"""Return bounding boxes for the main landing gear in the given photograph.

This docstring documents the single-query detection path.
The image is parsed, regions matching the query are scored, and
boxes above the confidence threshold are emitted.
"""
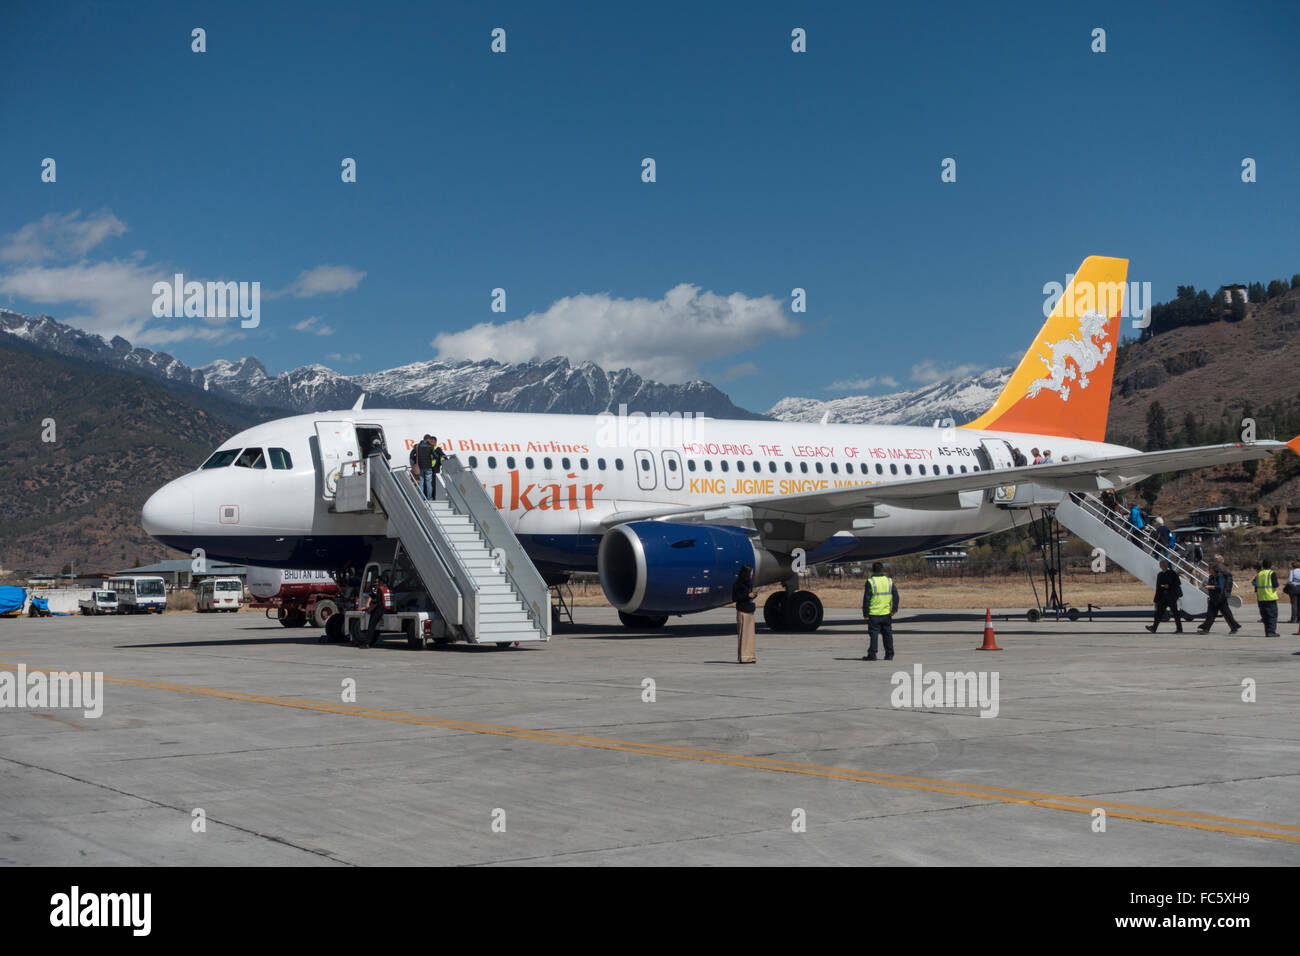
[763,589,824,632]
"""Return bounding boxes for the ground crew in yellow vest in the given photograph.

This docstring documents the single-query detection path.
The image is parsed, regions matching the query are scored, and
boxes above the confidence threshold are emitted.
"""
[1255,559,1280,637]
[861,561,900,661]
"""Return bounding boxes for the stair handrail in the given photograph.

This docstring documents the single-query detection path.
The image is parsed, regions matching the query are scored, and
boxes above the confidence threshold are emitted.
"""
[1069,493,1212,592]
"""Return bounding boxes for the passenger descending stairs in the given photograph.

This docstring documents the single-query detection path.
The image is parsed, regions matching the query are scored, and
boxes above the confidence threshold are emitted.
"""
[1055,492,1212,616]
[367,456,551,644]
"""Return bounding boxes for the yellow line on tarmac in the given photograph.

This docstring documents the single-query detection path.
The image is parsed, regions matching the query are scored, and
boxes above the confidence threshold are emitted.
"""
[6,662,1300,844]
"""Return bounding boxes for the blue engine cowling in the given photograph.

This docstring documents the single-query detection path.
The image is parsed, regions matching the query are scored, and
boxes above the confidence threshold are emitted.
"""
[598,521,758,616]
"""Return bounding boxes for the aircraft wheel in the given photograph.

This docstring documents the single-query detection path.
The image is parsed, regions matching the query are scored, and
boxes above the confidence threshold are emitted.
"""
[1067,607,1081,621]
[405,621,424,650]
[1027,608,1041,623]
[787,590,824,632]
[618,611,668,629]
[763,592,788,631]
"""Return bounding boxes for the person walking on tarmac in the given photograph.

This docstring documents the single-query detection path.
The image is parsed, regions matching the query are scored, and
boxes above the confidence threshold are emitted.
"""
[411,434,446,500]
[356,572,394,648]
[1254,559,1281,637]
[861,562,900,661]
[1146,559,1183,633]
[732,565,757,664]
[1197,563,1240,635]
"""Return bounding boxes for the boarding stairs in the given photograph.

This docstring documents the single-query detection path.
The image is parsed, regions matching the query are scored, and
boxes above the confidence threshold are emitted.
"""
[345,455,550,644]
[1054,492,1212,616]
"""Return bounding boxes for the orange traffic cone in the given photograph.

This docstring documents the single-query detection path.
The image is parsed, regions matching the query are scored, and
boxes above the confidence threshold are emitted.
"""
[977,608,1002,650]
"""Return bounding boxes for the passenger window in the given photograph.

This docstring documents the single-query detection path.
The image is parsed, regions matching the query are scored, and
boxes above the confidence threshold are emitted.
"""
[640,458,650,471]
[580,458,588,469]
[525,457,535,469]
[919,465,926,475]
[235,448,266,469]
[960,465,967,473]
[947,465,954,475]
[469,456,479,468]
[687,460,696,472]
[815,462,824,474]
[507,456,516,469]
[890,464,898,475]
[784,462,793,473]
[667,458,678,472]
[268,447,293,470]
[876,464,883,475]
[768,461,776,473]
[720,460,730,472]
[543,457,553,470]
[615,459,624,470]
[752,461,760,472]
[562,457,571,470]
[487,456,496,469]
[598,458,606,470]
[737,461,746,473]
[905,464,912,475]
[202,448,241,469]
[842,463,850,474]
[704,460,713,472]
[799,462,808,474]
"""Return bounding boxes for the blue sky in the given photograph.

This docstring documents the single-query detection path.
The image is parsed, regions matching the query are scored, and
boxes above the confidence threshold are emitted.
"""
[2,0,1297,412]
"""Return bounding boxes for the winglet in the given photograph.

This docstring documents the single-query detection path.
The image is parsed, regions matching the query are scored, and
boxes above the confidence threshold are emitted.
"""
[1287,434,1300,456]
[352,393,366,411]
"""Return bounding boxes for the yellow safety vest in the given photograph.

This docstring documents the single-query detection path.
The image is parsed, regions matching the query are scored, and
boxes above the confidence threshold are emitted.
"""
[867,575,894,616]
[1255,570,1278,602]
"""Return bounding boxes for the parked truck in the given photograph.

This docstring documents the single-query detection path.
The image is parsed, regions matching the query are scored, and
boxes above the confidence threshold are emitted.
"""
[78,590,119,615]
[245,567,340,629]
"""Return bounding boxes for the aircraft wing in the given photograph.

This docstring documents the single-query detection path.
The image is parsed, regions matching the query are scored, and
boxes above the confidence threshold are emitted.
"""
[601,439,1295,527]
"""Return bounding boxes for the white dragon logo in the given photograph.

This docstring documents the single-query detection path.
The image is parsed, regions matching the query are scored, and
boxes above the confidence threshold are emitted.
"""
[1024,309,1112,402]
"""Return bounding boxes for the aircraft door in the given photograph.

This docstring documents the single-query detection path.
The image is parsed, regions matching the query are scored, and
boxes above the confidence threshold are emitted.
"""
[661,450,683,490]
[315,420,359,499]
[979,439,1016,470]
[634,448,657,491]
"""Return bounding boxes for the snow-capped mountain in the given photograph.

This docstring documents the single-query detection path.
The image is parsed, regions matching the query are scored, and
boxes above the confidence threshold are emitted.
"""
[767,367,1013,426]
[0,309,762,419]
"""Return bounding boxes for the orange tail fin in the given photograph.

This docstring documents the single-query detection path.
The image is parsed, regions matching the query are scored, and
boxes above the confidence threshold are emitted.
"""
[962,255,1128,442]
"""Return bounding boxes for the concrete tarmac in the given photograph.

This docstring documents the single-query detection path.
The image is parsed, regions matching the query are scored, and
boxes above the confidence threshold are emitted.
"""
[1,607,1297,866]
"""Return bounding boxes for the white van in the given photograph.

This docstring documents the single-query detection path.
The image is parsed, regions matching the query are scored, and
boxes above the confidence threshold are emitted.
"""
[106,576,168,614]
[197,577,244,612]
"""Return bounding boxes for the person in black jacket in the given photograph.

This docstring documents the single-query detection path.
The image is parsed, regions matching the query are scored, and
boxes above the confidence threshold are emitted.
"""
[1197,563,1241,634]
[412,434,446,500]
[732,565,757,664]
[1146,559,1183,633]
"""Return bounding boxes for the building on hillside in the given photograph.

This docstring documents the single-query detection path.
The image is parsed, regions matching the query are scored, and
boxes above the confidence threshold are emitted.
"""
[1181,506,1255,532]
[924,547,969,570]
[112,559,248,591]
[1220,284,1249,304]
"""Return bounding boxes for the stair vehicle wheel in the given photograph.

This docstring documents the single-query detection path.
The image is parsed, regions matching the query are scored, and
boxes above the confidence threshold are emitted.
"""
[324,613,346,643]
[1026,608,1041,623]
[312,599,339,629]
[763,592,788,631]
[1067,607,1081,621]
[405,620,423,650]
[787,590,824,631]
[495,641,512,648]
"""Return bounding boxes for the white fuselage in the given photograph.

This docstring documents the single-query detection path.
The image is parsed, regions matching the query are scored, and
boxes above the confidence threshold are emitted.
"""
[142,409,1137,573]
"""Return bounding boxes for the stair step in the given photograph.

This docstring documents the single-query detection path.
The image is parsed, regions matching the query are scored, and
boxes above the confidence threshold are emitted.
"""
[475,629,543,642]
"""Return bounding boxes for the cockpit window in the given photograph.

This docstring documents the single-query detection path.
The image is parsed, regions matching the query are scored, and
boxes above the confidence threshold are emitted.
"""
[202,448,241,469]
[268,447,293,470]
[234,448,266,469]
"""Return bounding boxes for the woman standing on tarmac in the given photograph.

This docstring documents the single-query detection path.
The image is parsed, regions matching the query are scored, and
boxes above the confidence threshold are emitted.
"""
[733,565,757,664]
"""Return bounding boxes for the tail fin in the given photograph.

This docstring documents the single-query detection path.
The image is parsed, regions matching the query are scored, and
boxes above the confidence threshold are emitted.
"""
[962,255,1128,442]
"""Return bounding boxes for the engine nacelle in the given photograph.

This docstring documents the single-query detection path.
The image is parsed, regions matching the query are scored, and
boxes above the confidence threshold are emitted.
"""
[598,522,781,616]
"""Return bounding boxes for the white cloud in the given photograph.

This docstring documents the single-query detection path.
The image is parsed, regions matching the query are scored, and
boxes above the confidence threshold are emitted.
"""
[826,375,899,392]
[292,316,334,336]
[275,264,366,298]
[0,258,239,346]
[328,352,361,363]
[433,284,801,381]
[720,361,758,381]
[909,360,981,385]
[0,209,126,263]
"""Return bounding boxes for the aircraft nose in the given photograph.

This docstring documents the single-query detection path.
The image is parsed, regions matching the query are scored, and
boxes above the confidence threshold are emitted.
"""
[142,480,194,536]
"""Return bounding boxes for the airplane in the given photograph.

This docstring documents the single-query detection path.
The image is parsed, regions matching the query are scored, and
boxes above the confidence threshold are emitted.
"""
[142,255,1299,631]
